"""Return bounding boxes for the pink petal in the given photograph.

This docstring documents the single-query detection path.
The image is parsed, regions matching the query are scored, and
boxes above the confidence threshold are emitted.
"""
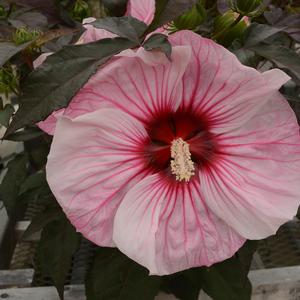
[46,108,149,246]
[113,173,245,275]
[41,45,190,135]
[169,30,290,133]
[77,18,116,44]
[126,0,155,25]
[200,94,300,239]
[78,46,189,124]
[37,87,115,135]
[33,52,52,69]
[117,46,171,66]
[38,109,64,135]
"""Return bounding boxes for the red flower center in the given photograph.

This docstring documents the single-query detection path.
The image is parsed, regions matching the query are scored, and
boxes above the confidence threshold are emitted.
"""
[143,110,216,175]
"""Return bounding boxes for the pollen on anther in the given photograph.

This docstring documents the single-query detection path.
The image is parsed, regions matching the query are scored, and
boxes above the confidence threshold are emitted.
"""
[170,138,195,182]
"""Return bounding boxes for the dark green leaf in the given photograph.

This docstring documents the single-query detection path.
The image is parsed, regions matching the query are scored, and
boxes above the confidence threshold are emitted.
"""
[24,133,51,169]
[22,207,63,240]
[244,23,286,48]
[262,32,291,48]
[8,11,48,29]
[37,216,81,300]
[250,44,300,82]
[18,171,50,207]
[19,171,47,195]
[18,183,52,206]
[264,8,300,42]
[102,0,129,17]
[0,154,28,215]
[238,240,258,273]
[0,104,14,127]
[143,33,172,59]
[164,241,255,300]
[199,245,253,300]
[91,17,147,43]
[284,94,300,103]
[13,0,61,26]
[162,269,202,300]
[58,5,78,28]
[146,0,197,33]
[86,248,162,300]
[5,37,137,137]
[233,48,260,67]
[21,186,56,208]
[0,41,31,67]
[4,127,44,141]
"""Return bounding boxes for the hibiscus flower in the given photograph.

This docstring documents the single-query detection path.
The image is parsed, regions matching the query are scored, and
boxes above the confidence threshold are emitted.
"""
[46,29,300,275]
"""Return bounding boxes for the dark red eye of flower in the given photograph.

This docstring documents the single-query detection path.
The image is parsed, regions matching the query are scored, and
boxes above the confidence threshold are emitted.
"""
[144,109,216,178]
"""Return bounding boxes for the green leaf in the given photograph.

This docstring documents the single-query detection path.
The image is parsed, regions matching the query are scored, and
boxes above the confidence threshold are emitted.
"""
[146,0,197,33]
[91,17,147,43]
[5,37,137,137]
[37,216,81,300]
[143,33,172,59]
[22,207,63,240]
[238,240,258,273]
[232,48,260,67]
[102,0,129,17]
[249,44,300,82]
[0,104,14,127]
[244,23,286,48]
[0,41,31,67]
[18,171,51,207]
[284,94,300,103]
[0,154,28,216]
[86,248,162,300]
[4,127,44,141]
[19,171,47,195]
[162,269,202,300]
[199,257,252,300]
[163,241,256,300]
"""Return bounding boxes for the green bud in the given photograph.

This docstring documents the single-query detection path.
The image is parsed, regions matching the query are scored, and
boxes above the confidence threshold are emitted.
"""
[173,1,207,30]
[0,5,6,17]
[12,27,41,45]
[230,0,263,16]
[214,12,236,32]
[72,0,91,21]
[214,12,249,46]
[0,66,19,97]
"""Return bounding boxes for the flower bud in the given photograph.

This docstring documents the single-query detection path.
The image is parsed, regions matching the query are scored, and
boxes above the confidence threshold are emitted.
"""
[72,0,91,21]
[12,27,40,45]
[230,0,263,16]
[0,5,6,17]
[0,66,18,97]
[214,12,249,46]
[173,1,206,30]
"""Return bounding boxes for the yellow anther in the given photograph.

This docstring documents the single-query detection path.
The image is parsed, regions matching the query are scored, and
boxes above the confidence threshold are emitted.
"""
[170,138,195,182]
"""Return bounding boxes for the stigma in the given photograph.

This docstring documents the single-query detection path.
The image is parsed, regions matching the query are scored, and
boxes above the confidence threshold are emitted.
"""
[170,138,195,182]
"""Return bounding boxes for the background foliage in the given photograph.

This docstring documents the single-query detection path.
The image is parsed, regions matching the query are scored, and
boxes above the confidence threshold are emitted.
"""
[0,0,299,299]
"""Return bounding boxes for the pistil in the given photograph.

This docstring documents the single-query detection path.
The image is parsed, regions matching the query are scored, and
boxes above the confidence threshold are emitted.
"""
[170,138,195,182]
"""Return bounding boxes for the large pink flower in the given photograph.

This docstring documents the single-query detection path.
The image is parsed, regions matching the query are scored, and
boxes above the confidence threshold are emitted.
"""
[46,30,300,275]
